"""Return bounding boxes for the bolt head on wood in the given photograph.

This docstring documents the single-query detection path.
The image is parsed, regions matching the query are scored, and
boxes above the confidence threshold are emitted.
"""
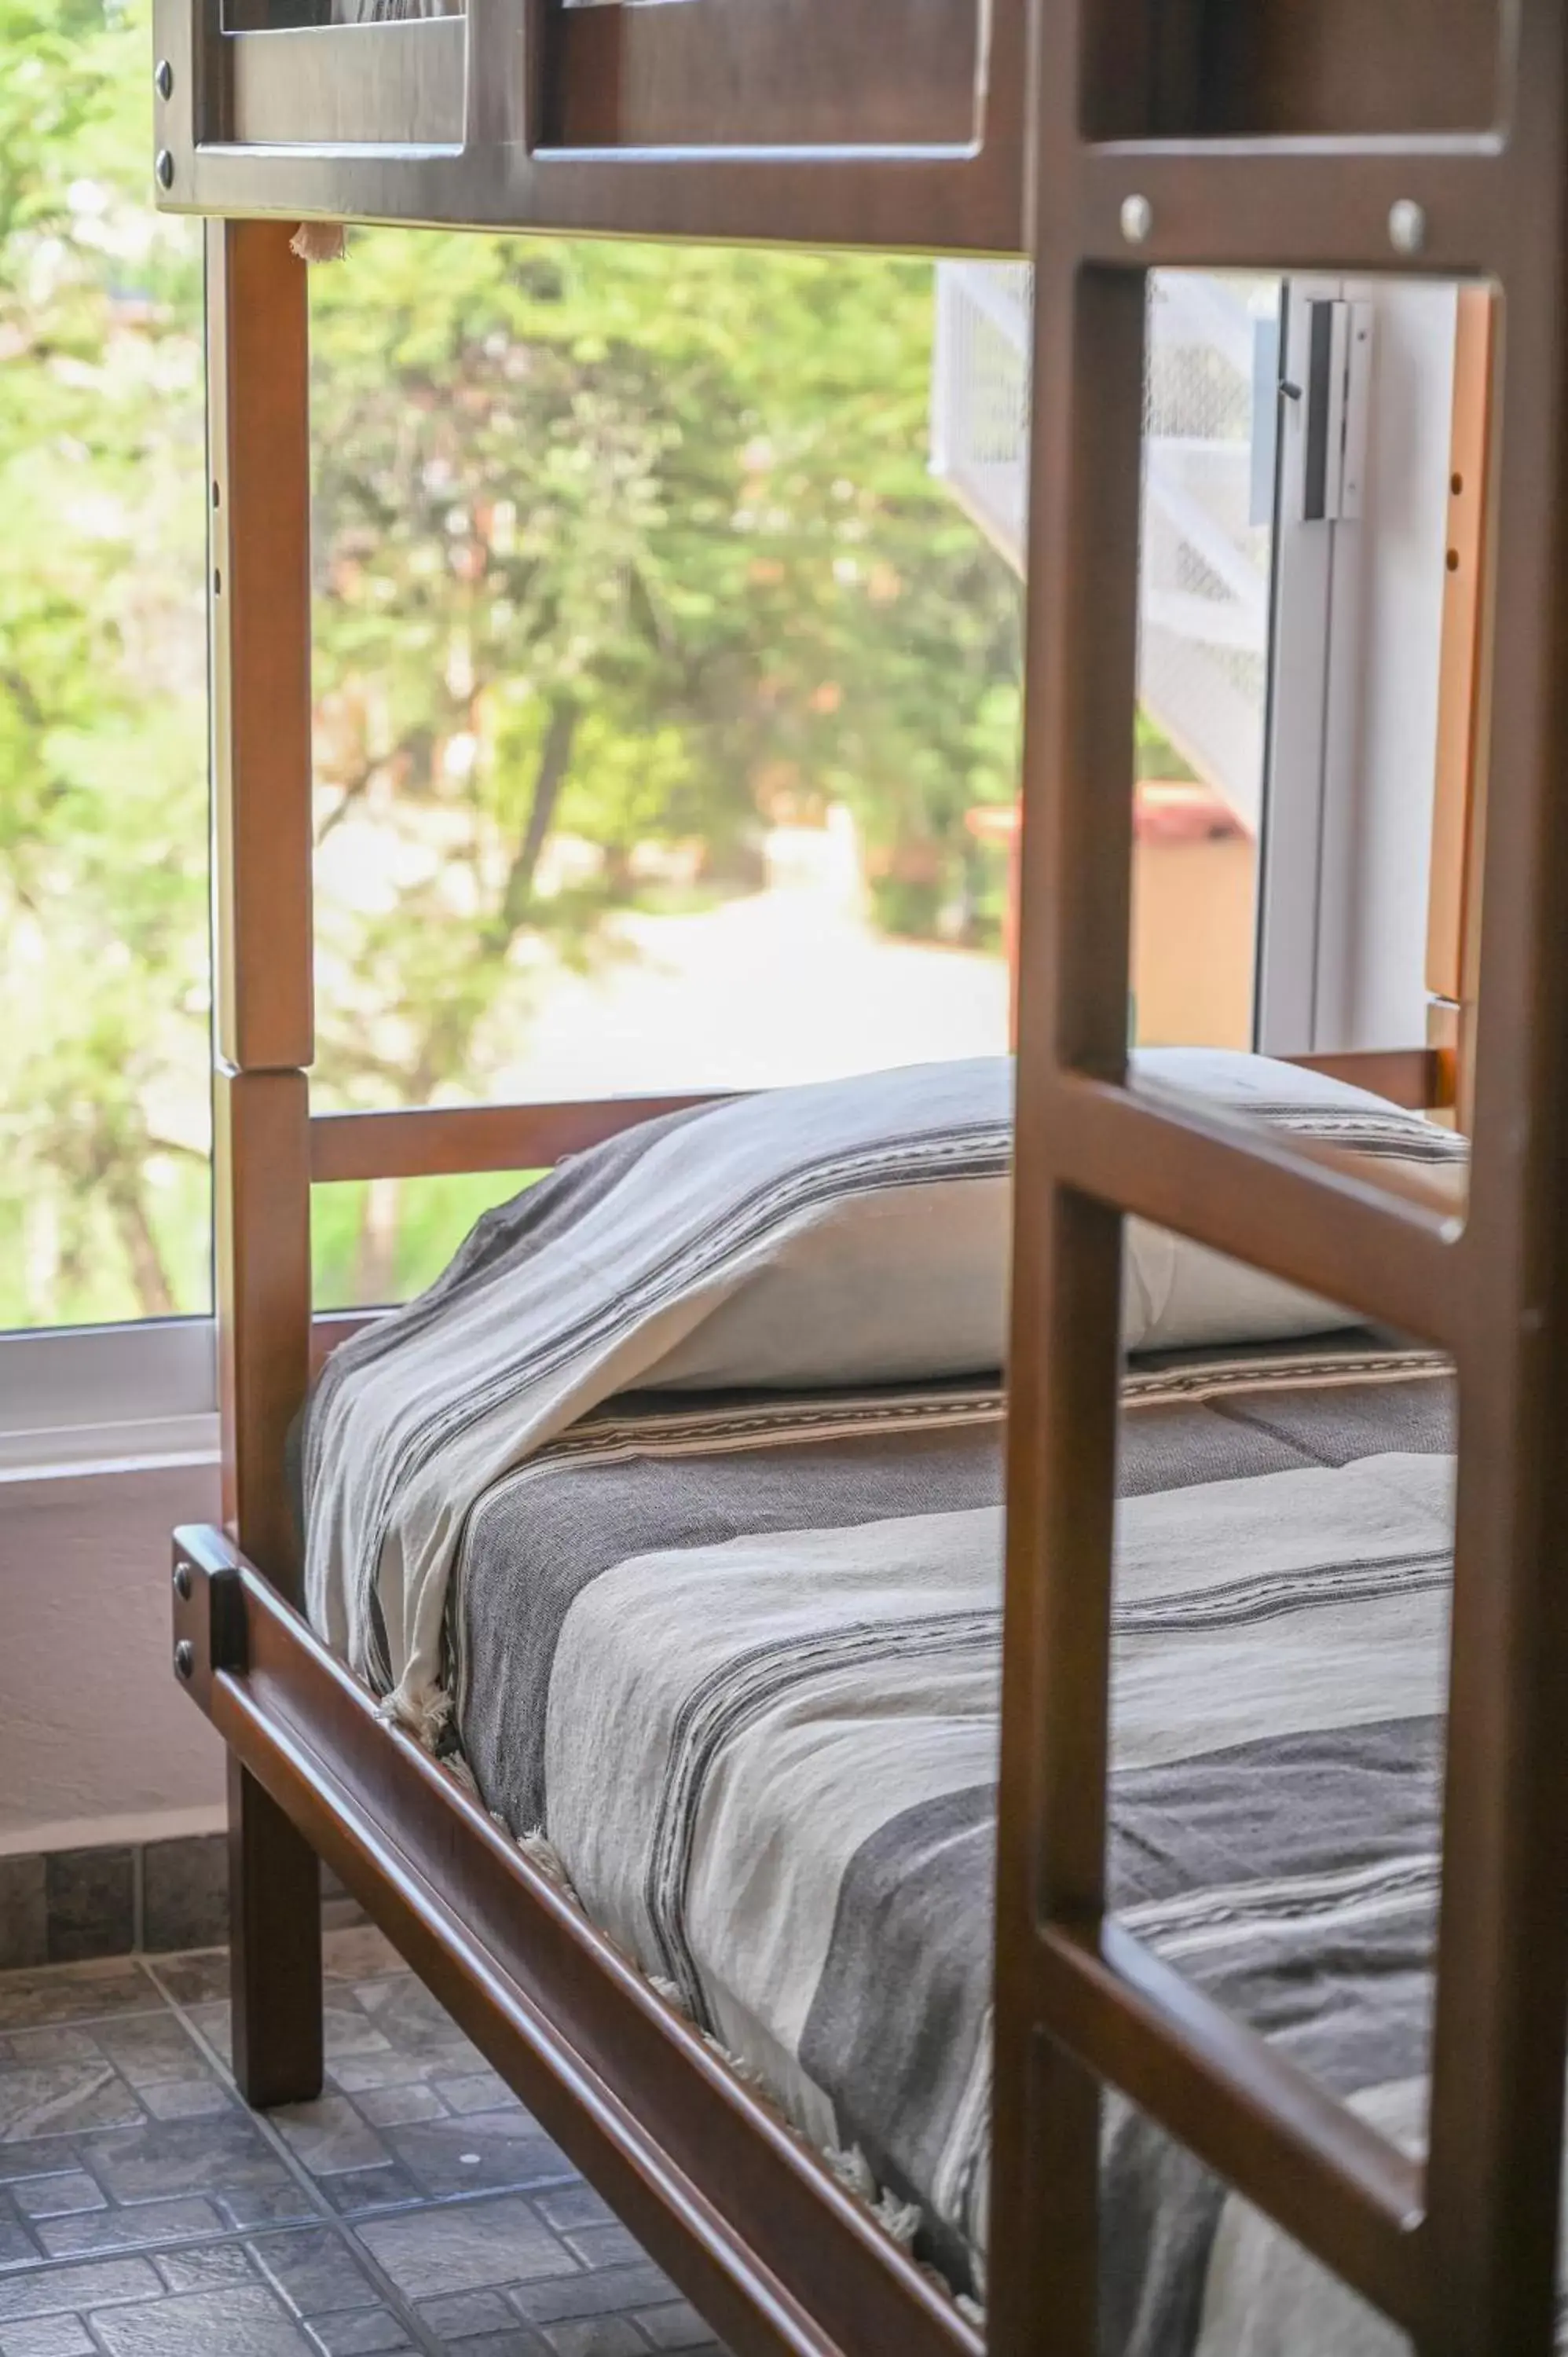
[174,1639,195,1680]
[154,57,174,99]
[155,148,175,190]
[1119,193,1153,247]
[1388,198,1426,256]
[174,1561,192,1601]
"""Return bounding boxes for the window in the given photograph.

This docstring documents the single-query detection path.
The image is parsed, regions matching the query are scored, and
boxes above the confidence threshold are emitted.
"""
[0,19,1471,1419]
[306,236,1021,1307]
[0,0,208,1339]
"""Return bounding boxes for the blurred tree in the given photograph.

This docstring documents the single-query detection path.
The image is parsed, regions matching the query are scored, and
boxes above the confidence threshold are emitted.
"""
[0,0,1021,1325]
[0,0,208,1324]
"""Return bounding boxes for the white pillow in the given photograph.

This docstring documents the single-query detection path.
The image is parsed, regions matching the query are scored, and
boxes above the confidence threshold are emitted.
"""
[650,1048,1464,1388]
[1119,1049,1464,1353]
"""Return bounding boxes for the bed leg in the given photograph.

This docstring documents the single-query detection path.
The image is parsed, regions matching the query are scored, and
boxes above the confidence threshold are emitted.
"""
[227,1756,324,2108]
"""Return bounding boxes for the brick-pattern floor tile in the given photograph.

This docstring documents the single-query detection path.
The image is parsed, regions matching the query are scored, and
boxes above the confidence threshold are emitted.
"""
[0,1952,735,2357]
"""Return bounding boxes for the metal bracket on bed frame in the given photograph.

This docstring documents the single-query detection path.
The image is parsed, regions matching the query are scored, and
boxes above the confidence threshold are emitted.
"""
[171,1527,248,1711]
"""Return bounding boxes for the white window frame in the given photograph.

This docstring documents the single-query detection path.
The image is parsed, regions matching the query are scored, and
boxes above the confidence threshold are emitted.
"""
[1255,277,1460,1059]
[0,1318,217,1474]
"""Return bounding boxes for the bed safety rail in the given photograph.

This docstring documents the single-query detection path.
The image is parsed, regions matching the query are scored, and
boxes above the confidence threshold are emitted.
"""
[170,1524,983,2357]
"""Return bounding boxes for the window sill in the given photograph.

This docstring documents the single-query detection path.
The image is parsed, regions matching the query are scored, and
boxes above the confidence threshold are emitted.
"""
[0,1319,218,1479]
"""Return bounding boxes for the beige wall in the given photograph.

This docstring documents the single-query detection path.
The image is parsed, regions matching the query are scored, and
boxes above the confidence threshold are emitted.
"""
[0,1457,227,1853]
[1132,834,1257,1050]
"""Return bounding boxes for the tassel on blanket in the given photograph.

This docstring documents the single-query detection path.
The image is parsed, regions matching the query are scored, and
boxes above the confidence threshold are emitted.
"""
[376,1680,452,1747]
[291,222,349,263]
[826,2144,921,2249]
[516,1826,575,1890]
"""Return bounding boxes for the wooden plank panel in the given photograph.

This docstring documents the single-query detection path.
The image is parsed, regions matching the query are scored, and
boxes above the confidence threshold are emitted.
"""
[988,147,1150,2334]
[1194,0,1500,138]
[208,219,313,1072]
[309,1091,735,1183]
[1427,286,1496,1003]
[547,0,980,152]
[228,14,465,146]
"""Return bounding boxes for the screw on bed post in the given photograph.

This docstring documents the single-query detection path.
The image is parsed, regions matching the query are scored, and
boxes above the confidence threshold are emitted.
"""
[154,57,174,98]
[155,149,174,190]
[174,1640,195,1681]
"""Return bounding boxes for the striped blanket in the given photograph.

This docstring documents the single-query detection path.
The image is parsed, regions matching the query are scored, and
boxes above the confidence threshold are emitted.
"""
[300,1053,1470,2353]
[444,1348,1454,2353]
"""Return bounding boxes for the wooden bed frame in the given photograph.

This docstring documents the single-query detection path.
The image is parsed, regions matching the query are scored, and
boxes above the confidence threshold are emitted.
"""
[158,2,1568,2350]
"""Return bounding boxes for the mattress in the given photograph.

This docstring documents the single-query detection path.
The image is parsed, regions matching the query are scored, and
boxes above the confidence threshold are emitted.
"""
[300,1052,1470,2355]
[442,1344,1453,2353]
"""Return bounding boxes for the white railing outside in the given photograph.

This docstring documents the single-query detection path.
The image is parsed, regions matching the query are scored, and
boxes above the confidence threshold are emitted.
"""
[931,263,1276,836]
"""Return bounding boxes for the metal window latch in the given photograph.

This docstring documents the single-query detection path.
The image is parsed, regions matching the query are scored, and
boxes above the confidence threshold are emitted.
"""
[1297,298,1376,524]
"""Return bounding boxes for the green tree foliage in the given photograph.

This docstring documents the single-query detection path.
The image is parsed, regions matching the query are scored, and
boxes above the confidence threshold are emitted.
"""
[0,0,208,1325]
[0,0,1022,1328]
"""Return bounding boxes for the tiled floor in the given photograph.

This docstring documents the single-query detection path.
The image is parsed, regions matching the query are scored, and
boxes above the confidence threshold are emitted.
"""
[0,1927,725,2356]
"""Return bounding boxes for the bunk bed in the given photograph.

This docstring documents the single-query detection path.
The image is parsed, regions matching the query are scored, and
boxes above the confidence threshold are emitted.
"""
[155,2,1568,2352]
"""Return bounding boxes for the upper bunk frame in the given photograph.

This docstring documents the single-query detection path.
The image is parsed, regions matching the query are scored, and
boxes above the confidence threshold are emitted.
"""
[166,0,1568,2352]
[150,0,1030,251]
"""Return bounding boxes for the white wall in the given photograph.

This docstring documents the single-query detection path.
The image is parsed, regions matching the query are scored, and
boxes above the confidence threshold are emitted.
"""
[0,1455,228,1855]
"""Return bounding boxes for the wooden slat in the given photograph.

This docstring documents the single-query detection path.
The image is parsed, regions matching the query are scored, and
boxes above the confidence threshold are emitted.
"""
[1427,287,1497,1003]
[207,219,313,1073]
[1192,0,1500,140]
[309,1092,735,1184]
[1076,138,1509,274]
[1420,5,1568,2347]
[546,0,980,152]
[1036,1920,1424,2330]
[228,14,464,146]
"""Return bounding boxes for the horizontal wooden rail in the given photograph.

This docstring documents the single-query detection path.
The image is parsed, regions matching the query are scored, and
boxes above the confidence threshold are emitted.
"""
[1077,137,1508,273]
[1036,1919,1426,2333]
[170,1528,980,2357]
[1042,1070,1464,1348]
[1287,1046,1456,1113]
[308,1092,737,1184]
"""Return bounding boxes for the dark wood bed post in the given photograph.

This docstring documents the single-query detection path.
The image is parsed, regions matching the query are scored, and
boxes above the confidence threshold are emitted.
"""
[207,216,324,2109]
[991,5,1568,2354]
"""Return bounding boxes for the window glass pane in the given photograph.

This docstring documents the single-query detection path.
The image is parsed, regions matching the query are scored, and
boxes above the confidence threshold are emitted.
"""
[0,0,210,1331]
[312,1171,540,1311]
[309,236,1021,1303]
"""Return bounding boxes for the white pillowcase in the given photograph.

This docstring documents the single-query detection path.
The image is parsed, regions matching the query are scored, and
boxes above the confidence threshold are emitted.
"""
[1119,1048,1464,1352]
[651,1047,1464,1389]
